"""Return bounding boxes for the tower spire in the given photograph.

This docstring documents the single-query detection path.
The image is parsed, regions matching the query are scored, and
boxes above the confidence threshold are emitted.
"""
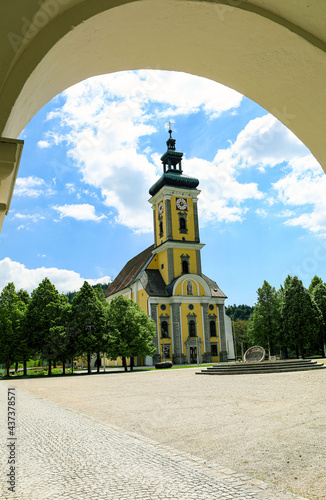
[161,126,182,173]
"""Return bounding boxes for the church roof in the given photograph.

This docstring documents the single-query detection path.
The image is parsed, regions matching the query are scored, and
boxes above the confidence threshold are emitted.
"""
[149,171,199,197]
[202,274,227,299]
[104,245,154,297]
[140,269,169,297]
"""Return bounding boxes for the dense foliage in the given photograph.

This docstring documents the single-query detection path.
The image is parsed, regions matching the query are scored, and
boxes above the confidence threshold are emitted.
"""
[247,275,326,358]
[66,283,110,304]
[225,304,254,321]
[0,279,156,376]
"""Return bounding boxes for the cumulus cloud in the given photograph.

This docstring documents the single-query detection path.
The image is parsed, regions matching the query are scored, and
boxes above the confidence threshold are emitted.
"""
[37,70,323,233]
[13,213,45,223]
[38,71,244,232]
[271,155,326,237]
[52,204,106,222]
[0,258,111,294]
[14,176,55,198]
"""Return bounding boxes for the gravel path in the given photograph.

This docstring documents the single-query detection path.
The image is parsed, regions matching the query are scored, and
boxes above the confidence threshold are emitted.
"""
[3,367,326,499]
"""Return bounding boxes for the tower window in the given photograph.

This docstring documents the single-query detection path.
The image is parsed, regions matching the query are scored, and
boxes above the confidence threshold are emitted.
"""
[188,320,196,337]
[182,260,189,274]
[159,220,163,238]
[178,211,188,234]
[210,320,217,337]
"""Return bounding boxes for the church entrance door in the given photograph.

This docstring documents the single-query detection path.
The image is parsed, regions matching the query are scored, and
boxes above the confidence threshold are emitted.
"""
[190,347,197,364]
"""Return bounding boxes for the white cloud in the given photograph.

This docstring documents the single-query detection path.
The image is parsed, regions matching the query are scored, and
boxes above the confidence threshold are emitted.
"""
[65,183,76,194]
[13,213,45,223]
[52,204,106,222]
[226,114,309,169]
[37,140,51,149]
[37,71,244,232]
[255,208,268,218]
[184,156,262,224]
[14,176,55,198]
[38,71,324,233]
[0,258,111,294]
[271,155,326,237]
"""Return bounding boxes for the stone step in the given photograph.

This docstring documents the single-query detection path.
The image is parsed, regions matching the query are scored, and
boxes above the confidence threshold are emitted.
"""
[196,360,326,375]
[206,360,319,370]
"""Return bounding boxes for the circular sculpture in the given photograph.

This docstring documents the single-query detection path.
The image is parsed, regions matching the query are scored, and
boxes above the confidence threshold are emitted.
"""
[244,346,266,363]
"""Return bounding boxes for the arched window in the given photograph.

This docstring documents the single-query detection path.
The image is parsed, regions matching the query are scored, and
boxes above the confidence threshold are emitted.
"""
[182,260,189,274]
[189,320,196,337]
[161,321,169,338]
[178,211,188,234]
[210,320,217,337]
[159,220,163,237]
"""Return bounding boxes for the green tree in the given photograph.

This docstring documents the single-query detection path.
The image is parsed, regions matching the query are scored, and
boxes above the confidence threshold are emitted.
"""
[308,275,324,294]
[95,283,107,306]
[233,320,250,359]
[107,295,156,371]
[282,276,321,358]
[71,281,107,374]
[311,282,326,356]
[247,280,281,355]
[0,283,27,376]
[25,278,67,375]
[226,304,254,321]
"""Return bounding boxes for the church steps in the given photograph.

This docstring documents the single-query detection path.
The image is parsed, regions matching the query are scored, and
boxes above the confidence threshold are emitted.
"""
[196,359,326,375]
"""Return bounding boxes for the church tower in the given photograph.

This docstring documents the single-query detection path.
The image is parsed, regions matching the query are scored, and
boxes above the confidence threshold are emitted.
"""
[148,127,204,285]
[105,127,234,366]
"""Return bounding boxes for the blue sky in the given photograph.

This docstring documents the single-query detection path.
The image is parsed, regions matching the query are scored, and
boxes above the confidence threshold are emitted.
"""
[1,70,326,305]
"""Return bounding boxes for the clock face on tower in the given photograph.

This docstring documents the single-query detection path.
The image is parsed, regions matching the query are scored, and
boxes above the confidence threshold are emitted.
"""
[157,201,164,215]
[176,197,188,211]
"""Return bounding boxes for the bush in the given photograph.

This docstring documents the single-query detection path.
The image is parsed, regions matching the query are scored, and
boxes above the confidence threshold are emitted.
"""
[155,361,173,369]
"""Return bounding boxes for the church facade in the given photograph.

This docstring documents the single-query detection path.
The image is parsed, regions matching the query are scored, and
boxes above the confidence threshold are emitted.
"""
[105,130,235,365]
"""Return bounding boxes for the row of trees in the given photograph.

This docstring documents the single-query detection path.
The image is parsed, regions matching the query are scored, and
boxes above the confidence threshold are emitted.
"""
[232,275,326,359]
[0,279,156,377]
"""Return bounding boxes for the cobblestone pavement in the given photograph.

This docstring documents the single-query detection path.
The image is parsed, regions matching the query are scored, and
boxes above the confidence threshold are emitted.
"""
[0,382,308,500]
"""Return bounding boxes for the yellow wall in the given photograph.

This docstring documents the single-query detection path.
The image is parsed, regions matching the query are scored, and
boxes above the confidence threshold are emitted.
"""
[173,248,197,278]
[147,254,159,270]
[137,288,149,314]
[156,250,169,284]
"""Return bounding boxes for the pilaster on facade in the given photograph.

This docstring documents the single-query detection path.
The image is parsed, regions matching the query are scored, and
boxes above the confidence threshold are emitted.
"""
[217,303,228,362]
[165,198,173,240]
[0,137,24,231]
[152,205,157,248]
[150,303,161,363]
[201,303,212,362]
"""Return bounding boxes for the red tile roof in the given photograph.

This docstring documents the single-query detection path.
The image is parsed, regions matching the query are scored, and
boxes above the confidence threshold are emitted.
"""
[104,245,154,297]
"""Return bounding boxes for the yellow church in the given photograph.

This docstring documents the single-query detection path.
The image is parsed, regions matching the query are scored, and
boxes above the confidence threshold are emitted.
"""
[105,129,235,365]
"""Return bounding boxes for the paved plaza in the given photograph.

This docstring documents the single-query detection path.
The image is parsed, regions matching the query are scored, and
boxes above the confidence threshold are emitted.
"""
[0,381,309,500]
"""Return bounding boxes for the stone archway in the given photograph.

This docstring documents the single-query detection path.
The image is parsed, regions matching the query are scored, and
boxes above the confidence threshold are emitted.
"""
[1,0,326,229]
